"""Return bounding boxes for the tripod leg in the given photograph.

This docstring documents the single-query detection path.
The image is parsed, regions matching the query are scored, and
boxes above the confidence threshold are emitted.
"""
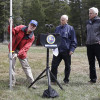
[28,68,47,88]
[46,67,51,87]
[50,70,64,90]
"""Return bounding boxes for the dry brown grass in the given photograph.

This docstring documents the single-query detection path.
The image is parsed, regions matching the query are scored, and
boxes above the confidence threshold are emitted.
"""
[0,44,100,100]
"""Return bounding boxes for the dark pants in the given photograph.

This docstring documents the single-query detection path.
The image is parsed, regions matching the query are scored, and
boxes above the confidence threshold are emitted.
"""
[87,44,100,82]
[51,50,71,82]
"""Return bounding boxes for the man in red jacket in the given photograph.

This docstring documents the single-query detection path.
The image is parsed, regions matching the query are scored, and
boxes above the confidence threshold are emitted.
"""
[8,19,38,88]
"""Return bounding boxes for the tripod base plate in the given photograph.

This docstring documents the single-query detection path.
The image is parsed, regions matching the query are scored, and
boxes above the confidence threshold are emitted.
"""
[42,86,59,98]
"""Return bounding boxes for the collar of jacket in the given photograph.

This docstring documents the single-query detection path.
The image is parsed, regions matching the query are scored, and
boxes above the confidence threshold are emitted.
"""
[21,26,34,39]
[60,24,68,28]
[88,16,100,24]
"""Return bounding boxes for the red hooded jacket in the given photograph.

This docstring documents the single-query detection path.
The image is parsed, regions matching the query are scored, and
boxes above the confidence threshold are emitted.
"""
[8,25,35,59]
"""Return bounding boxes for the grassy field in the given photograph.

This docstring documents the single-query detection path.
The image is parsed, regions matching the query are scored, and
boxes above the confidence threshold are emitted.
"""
[0,44,100,100]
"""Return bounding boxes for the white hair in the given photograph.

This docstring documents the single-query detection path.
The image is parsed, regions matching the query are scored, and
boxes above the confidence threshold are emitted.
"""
[61,15,68,20]
[89,7,99,15]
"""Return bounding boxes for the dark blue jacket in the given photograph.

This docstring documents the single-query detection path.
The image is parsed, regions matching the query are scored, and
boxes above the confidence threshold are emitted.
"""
[55,24,77,52]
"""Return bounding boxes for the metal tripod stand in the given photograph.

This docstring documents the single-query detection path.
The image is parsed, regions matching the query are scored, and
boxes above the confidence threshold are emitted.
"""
[28,48,63,90]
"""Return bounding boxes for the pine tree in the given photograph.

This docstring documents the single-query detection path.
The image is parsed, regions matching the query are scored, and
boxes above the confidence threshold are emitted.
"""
[0,0,9,42]
[13,0,23,25]
[41,0,70,33]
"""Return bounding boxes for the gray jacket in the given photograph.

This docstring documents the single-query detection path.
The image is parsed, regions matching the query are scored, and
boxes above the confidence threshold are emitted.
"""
[86,16,100,45]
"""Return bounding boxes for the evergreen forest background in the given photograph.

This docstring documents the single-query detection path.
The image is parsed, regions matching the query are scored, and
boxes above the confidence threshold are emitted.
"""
[0,0,100,46]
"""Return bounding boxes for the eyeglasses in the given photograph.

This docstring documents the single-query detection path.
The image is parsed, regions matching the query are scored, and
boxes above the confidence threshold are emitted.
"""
[30,23,36,27]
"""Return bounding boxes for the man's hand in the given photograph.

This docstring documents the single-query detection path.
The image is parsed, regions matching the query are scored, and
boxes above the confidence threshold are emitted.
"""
[69,51,73,55]
[12,53,17,58]
[9,18,13,25]
[98,41,100,44]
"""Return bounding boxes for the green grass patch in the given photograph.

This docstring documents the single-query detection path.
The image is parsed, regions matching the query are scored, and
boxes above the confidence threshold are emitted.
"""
[0,44,100,100]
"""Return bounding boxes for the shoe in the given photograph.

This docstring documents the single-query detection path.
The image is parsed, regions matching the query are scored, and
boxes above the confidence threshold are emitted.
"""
[63,80,69,85]
[88,80,96,84]
[32,84,37,89]
[51,82,57,85]
[15,82,21,85]
[8,83,15,87]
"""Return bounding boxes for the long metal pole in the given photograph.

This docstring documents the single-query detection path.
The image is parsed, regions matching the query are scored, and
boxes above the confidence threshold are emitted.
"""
[46,48,51,87]
[9,0,13,90]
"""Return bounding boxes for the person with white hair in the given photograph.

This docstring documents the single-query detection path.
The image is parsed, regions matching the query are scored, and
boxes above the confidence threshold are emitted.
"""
[90,7,99,13]
[86,7,100,83]
[51,15,77,84]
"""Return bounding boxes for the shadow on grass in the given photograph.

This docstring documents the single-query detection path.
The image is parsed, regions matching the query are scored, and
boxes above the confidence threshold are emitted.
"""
[61,81,100,87]
[0,79,10,90]
[91,98,100,100]
[69,81,89,86]
[0,77,49,91]
[0,78,29,90]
